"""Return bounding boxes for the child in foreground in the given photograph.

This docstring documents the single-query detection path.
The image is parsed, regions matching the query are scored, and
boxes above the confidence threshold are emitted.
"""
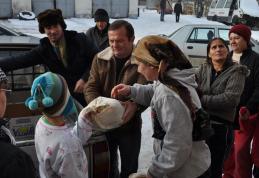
[25,72,92,178]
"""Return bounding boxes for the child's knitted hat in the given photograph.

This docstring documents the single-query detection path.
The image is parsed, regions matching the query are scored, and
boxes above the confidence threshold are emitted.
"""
[25,72,77,118]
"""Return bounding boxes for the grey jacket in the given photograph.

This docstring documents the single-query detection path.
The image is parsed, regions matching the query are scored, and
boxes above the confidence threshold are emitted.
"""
[130,68,210,178]
[196,62,248,123]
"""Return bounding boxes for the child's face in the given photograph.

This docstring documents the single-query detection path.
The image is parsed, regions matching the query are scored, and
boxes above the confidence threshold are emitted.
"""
[0,90,7,118]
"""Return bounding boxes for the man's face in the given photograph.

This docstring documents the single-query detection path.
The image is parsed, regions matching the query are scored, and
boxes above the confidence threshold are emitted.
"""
[96,21,108,31]
[229,33,248,53]
[108,26,134,59]
[0,90,7,118]
[44,24,64,44]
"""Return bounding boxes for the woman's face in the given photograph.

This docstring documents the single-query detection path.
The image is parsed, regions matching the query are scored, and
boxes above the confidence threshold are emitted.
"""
[137,62,158,81]
[208,39,228,64]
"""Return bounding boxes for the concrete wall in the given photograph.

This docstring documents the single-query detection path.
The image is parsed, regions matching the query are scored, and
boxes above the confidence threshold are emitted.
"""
[7,0,138,18]
[75,0,92,18]
[129,0,138,18]
[12,0,32,17]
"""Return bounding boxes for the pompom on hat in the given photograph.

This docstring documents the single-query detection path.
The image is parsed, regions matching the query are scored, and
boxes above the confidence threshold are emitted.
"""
[94,9,109,22]
[229,24,251,44]
[25,72,77,118]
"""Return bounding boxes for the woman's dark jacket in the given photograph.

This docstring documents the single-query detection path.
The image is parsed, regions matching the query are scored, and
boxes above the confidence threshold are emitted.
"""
[230,48,259,128]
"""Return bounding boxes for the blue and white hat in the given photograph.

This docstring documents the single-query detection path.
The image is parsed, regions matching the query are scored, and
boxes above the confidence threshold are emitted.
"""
[25,72,77,118]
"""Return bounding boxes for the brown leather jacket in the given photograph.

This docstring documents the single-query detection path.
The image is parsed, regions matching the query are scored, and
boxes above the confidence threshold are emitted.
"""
[84,47,147,130]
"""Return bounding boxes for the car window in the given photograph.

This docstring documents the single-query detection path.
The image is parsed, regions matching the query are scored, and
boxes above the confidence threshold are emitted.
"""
[218,28,229,42]
[224,0,233,8]
[0,26,14,36]
[187,28,215,43]
[210,0,218,8]
[216,0,226,8]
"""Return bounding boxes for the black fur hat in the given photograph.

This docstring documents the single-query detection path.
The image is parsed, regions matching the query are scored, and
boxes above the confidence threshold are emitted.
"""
[37,9,67,34]
[94,9,109,22]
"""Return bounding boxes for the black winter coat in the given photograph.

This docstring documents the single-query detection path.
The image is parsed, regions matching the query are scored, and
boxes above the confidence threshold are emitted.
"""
[0,30,98,105]
[86,24,109,52]
[230,48,259,128]
[174,3,182,14]
[160,0,166,9]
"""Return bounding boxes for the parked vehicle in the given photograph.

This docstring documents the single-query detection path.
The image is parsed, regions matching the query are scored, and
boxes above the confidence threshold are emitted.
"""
[0,34,109,178]
[166,24,259,67]
[207,0,259,27]
[0,23,34,37]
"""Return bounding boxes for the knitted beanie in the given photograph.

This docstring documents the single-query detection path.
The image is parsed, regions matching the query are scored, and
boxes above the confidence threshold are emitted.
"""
[94,9,109,22]
[25,72,77,118]
[229,24,251,44]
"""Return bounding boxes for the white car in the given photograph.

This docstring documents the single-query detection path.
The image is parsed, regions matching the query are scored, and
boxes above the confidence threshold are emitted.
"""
[167,24,259,67]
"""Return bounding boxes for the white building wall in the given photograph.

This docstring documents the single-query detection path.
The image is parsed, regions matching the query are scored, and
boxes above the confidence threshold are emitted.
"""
[12,0,32,17]
[129,0,139,18]
[75,0,92,18]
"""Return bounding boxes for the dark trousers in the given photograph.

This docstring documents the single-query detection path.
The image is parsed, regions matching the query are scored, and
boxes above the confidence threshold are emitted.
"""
[254,166,259,178]
[206,124,234,178]
[175,13,180,22]
[160,9,165,21]
[197,169,210,178]
[106,121,141,178]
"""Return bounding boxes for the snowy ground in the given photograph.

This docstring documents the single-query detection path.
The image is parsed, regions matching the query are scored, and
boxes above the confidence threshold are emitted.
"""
[1,8,259,173]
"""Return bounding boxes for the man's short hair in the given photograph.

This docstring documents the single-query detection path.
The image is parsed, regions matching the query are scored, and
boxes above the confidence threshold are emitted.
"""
[108,20,134,40]
[37,9,67,34]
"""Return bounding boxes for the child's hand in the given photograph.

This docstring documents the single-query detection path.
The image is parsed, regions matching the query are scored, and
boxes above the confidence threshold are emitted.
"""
[239,107,250,120]
[111,84,130,99]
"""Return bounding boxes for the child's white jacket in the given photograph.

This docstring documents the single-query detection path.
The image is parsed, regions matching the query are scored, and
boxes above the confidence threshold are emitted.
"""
[35,115,92,178]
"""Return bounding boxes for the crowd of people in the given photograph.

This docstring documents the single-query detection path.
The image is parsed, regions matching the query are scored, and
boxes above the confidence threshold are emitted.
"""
[0,7,258,178]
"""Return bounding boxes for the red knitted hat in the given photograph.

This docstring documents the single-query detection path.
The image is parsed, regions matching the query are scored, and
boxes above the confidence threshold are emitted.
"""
[229,24,251,44]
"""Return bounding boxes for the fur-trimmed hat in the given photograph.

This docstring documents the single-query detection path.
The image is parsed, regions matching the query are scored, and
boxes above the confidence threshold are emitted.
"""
[229,24,251,44]
[132,35,192,71]
[94,9,109,22]
[133,35,170,67]
[37,9,67,34]
[25,72,77,118]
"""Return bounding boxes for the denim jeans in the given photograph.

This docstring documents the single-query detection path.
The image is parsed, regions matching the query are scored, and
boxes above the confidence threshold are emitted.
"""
[254,166,259,178]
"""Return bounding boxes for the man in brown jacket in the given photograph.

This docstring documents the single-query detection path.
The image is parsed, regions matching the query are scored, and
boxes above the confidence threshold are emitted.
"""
[84,20,146,178]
